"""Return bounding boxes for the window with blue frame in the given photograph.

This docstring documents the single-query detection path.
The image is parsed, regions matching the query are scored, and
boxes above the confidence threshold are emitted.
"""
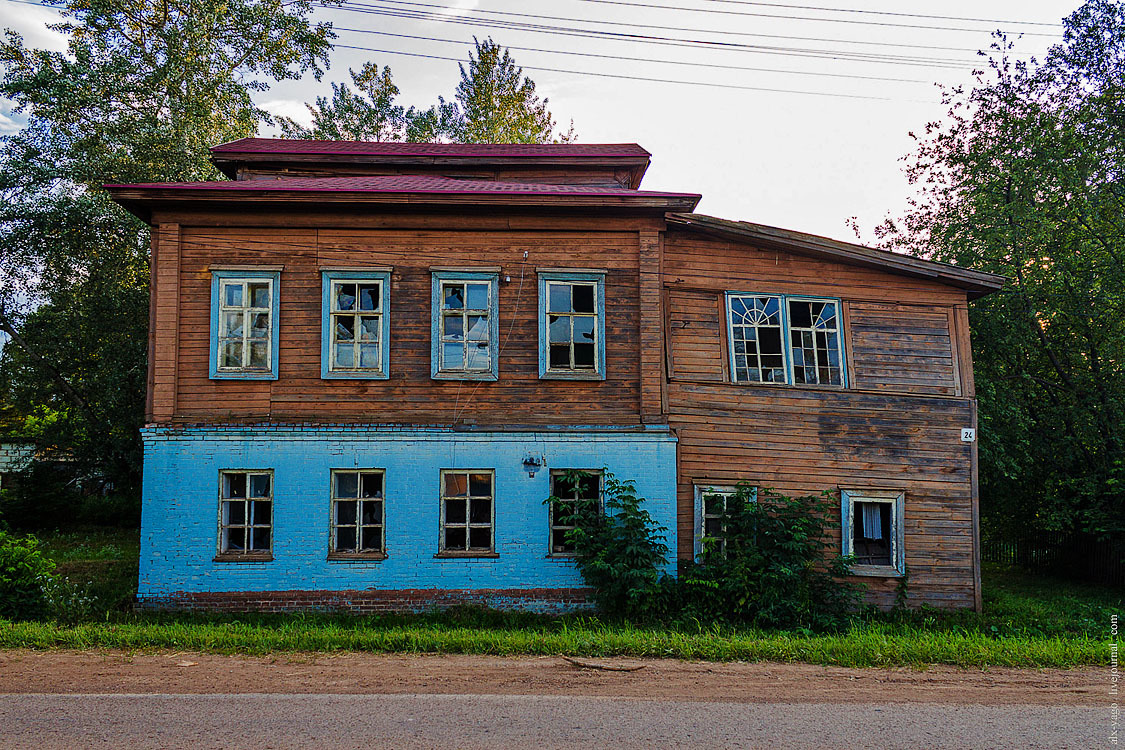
[321,271,391,379]
[431,271,500,381]
[538,271,606,380]
[725,293,845,387]
[209,270,280,380]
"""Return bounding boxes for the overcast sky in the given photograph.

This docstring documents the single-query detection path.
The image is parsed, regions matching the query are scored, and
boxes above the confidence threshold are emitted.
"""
[0,0,1078,243]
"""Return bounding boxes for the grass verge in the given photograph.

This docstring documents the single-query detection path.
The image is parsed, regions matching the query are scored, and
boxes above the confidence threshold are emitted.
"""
[0,528,1116,668]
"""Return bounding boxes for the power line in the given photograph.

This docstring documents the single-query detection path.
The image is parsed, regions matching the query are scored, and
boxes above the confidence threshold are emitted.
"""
[326,2,980,69]
[335,27,934,84]
[345,0,1061,38]
[569,0,1063,29]
[334,43,928,100]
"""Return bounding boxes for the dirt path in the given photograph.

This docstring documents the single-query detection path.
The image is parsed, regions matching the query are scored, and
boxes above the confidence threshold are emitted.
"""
[0,651,1100,705]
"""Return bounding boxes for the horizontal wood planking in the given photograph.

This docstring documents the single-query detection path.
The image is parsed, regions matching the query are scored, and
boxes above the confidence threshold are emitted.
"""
[166,224,645,424]
[669,382,977,609]
[848,302,959,396]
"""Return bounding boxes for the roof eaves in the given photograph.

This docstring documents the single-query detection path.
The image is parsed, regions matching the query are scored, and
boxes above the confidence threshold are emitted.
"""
[666,213,1005,298]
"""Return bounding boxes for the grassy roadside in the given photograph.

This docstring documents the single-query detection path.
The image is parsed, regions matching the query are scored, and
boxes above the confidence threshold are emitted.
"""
[0,528,1116,668]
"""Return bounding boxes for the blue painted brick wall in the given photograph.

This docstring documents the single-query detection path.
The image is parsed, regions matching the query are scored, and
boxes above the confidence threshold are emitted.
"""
[138,426,678,598]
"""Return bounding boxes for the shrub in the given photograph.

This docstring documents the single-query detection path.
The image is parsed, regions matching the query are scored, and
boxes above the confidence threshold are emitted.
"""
[676,486,863,630]
[548,470,669,619]
[0,531,56,620]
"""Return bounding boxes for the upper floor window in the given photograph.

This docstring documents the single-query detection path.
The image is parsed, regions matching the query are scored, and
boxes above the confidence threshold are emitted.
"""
[538,271,606,380]
[725,293,845,387]
[210,270,280,380]
[321,270,391,379]
[431,271,499,381]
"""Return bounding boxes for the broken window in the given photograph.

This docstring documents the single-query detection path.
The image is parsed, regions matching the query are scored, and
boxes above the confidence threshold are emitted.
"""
[548,470,602,555]
[699,487,736,556]
[440,470,494,554]
[727,295,786,383]
[216,278,274,372]
[218,470,272,557]
[539,272,606,379]
[726,293,845,387]
[787,298,843,386]
[431,272,499,380]
[326,276,387,375]
[330,470,385,556]
[841,490,905,574]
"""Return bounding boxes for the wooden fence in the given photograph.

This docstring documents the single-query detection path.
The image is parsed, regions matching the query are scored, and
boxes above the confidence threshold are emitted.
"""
[982,531,1125,587]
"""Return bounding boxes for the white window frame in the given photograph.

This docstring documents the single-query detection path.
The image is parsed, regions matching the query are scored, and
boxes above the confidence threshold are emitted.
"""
[329,469,387,559]
[841,489,906,576]
[725,292,847,388]
[693,485,746,559]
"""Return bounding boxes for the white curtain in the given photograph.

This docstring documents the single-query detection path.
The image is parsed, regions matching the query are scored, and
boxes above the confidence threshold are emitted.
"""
[861,503,883,540]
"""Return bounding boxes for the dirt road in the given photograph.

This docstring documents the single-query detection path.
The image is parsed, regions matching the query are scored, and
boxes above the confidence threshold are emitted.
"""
[0,650,1101,705]
[0,652,1104,749]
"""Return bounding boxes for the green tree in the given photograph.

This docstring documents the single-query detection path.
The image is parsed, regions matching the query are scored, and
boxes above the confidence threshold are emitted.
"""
[286,38,574,144]
[877,0,1125,535]
[0,0,336,496]
[278,62,406,141]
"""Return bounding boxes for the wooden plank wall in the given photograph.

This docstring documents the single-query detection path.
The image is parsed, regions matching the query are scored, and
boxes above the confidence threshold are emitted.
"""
[663,230,978,609]
[163,218,646,426]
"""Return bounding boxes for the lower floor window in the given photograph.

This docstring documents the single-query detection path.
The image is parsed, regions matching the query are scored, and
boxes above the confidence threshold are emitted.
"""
[331,470,385,555]
[698,486,736,556]
[219,470,272,556]
[842,489,905,574]
[549,470,602,555]
[440,470,494,553]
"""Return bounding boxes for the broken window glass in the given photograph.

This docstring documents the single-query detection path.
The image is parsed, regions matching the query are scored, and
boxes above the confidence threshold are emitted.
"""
[728,295,785,383]
[331,470,386,556]
[439,280,492,373]
[440,470,494,553]
[330,279,385,373]
[549,470,602,555]
[787,299,842,386]
[219,471,272,556]
[545,282,599,372]
[852,500,893,566]
[217,279,272,372]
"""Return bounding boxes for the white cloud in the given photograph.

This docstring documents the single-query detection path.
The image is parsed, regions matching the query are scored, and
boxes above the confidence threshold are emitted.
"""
[260,98,313,123]
[0,0,69,53]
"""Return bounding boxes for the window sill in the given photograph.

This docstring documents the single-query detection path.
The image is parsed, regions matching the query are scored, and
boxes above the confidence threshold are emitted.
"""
[322,371,390,381]
[540,370,605,381]
[210,371,278,381]
[431,371,498,382]
[433,551,500,559]
[849,564,904,578]
[726,379,845,391]
[328,552,388,562]
[213,553,273,563]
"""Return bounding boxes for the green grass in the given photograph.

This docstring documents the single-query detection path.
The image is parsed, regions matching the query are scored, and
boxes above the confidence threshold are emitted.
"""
[0,529,1117,668]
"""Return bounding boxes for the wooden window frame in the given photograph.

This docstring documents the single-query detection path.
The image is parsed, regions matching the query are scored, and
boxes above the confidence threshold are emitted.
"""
[724,291,847,389]
[430,271,500,382]
[547,469,603,558]
[692,484,755,559]
[841,488,906,577]
[209,270,280,380]
[215,469,273,562]
[538,271,607,380]
[436,469,498,558]
[328,469,387,561]
[320,271,392,380]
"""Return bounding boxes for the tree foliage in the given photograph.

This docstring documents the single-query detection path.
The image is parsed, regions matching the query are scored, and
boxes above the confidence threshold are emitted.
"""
[284,38,574,144]
[877,0,1125,535]
[0,0,335,494]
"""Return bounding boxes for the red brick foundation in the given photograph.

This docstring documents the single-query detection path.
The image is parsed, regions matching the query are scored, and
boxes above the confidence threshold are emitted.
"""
[136,587,595,614]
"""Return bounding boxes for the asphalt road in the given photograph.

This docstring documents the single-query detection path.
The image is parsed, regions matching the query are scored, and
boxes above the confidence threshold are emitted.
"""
[0,693,1102,749]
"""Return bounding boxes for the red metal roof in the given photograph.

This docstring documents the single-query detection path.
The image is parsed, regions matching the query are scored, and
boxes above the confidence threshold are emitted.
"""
[105,174,697,199]
[211,138,651,159]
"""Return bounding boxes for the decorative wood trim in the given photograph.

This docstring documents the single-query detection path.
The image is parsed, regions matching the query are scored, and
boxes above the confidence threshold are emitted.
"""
[319,265,394,272]
[208,264,285,272]
[152,223,181,422]
[535,267,609,274]
[429,265,501,272]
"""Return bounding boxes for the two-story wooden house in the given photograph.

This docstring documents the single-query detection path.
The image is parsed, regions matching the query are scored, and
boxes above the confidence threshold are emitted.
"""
[109,139,1002,612]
